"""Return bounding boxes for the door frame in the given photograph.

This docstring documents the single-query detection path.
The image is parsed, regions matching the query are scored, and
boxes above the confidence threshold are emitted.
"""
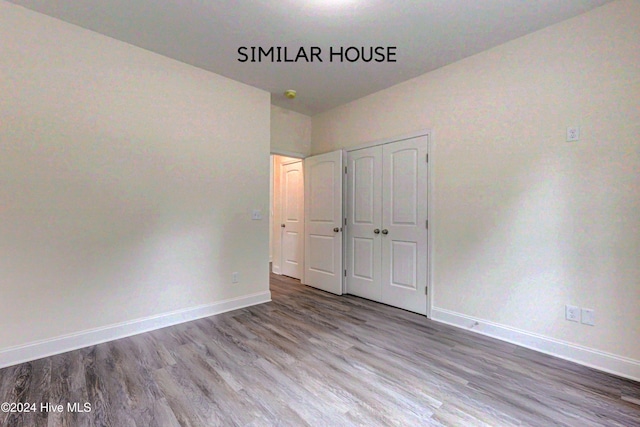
[343,129,434,319]
[270,151,306,282]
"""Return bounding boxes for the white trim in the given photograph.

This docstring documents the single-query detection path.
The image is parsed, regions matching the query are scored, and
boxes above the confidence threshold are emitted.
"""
[281,158,302,166]
[341,149,348,294]
[0,291,271,369]
[301,159,306,285]
[426,131,435,319]
[343,129,431,153]
[432,307,640,382]
[270,149,306,159]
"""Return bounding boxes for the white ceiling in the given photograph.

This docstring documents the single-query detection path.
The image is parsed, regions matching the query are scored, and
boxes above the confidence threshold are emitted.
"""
[8,0,612,115]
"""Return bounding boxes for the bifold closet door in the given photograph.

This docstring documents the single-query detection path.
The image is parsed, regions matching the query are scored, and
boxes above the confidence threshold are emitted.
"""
[346,136,428,315]
[380,137,428,314]
[346,146,382,301]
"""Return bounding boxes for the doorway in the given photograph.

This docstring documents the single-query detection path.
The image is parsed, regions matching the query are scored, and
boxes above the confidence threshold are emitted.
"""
[270,155,304,280]
[269,130,432,317]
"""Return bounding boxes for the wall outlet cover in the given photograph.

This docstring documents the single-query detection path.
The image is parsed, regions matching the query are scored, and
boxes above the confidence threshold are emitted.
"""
[565,305,580,322]
[567,126,580,142]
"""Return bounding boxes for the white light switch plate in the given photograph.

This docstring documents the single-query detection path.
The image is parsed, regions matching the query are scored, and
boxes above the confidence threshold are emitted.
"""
[581,308,595,326]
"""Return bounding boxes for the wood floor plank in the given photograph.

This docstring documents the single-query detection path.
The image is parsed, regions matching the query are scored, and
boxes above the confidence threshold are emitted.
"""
[83,346,115,427]
[147,397,181,427]
[0,272,638,427]
[152,366,209,427]
[47,352,87,427]
[171,343,257,426]
[21,358,50,427]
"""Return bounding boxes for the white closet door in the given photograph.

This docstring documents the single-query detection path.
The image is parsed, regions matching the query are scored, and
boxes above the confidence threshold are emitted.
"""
[304,150,343,295]
[346,146,382,301]
[380,136,428,314]
[280,160,303,279]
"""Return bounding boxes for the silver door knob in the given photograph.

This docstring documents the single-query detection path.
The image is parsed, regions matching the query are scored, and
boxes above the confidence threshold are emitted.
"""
[381,229,389,235]
[333,227,340,232]
[281,224,285,228]
[374,229,380,234]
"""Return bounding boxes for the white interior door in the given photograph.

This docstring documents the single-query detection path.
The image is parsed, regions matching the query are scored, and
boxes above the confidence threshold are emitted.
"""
[346,146,382,301]
[280,160,303,279]
[304,150,343,295]
[380,136,428,314]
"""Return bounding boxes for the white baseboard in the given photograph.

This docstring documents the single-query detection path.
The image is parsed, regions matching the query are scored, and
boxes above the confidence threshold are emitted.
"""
[432,307,640,382]
[0,291,271,369]
[272,265,281,275]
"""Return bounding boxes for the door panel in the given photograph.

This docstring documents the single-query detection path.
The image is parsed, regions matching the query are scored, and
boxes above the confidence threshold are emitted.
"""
[381,136,428,314]
[353,237,374,280]
[307,235,335,274]
[390,148,418,225]
[391,241,417,289]
[309,162,335,221]
[346,146,382,301]
[281,161,303,279]
[354,156,375,223]
[304,151,343,295]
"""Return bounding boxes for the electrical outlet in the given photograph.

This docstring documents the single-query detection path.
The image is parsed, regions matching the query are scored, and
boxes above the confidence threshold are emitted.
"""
[581,308,595,326]
[232,272,239,283]
[565,305,580,322]
[567,126,580,142]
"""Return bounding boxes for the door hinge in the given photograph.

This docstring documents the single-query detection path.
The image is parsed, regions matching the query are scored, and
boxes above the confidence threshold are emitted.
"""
[426,220,428,229]
[345,166,347,174]
[425,287,428,295]
[426,153,429,163]
[344,269,347,277]
[344,218,347,225]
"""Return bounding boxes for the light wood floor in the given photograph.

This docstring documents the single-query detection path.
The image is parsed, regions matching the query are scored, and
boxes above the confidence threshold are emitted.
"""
[1,273,639,426]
